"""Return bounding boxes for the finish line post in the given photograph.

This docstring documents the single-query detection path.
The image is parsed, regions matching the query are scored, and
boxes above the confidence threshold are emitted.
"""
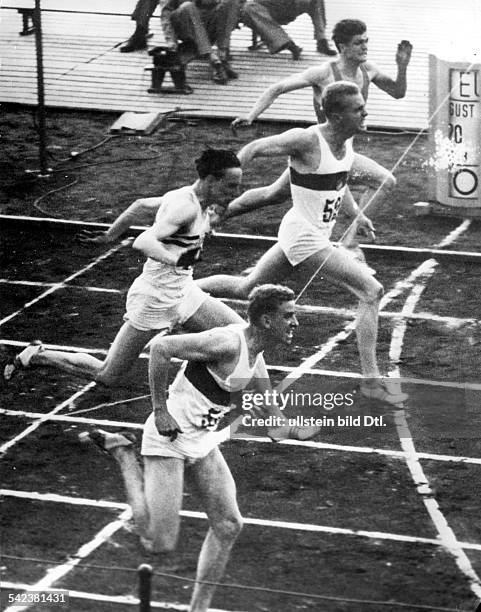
[138,563,153,612]
[415,53,481,218]
[33,0,49,176]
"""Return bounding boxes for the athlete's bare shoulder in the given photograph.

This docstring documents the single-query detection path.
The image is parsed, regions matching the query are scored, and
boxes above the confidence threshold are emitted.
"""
[362,60,380,80]
[302,62,334,87]
[158,185,199,226]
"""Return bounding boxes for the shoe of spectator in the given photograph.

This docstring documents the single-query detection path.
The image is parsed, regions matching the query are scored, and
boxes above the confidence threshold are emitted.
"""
[290,44,303,60]
[277,41,302,60]
[316,38,337,56]
[211,61,228,85]
[222,60,238,80]
[120,27,148,53]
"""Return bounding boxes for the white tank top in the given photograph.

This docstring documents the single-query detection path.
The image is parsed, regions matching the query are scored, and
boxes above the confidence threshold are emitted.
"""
[289,126,354,232]
[168,324,264,432]
[140,185,210,288]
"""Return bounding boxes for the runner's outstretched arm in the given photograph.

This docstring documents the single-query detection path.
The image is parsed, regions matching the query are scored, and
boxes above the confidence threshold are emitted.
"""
[79,197,163,244]
[232,67,326,128]
[370,40,412,99]
[220,170,291,221]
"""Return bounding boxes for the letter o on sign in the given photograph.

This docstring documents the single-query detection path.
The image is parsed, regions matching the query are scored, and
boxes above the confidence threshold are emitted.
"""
[453,168,478,196]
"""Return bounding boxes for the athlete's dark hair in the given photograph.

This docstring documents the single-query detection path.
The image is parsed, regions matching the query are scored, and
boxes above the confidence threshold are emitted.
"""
[195,148,241,179]
[322,81,361,118]
[247,284,295,326]
[332,19,366,51]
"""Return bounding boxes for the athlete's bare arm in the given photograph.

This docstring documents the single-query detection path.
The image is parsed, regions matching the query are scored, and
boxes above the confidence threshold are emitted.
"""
[232,65,331,128]
[369,40,412,99]
[79,197,163,244]
[349,153,396,220]
[351,153,396,188]
[219,169,291,221]
[149,329,239,437]
[132,197,198,265]
[238,128,314,167]
[341,187,375,242]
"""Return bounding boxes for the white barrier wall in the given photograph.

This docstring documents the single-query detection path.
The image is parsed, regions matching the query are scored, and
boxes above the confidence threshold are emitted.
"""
[428,54,481,209]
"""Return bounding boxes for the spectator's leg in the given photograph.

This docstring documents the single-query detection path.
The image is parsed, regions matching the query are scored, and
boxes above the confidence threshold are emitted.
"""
[240,2,301,59]
[208,0,241,79]
[171,2,228,84]
[171,2,212,57]
[121,0,159,53]
[295,0,336,55]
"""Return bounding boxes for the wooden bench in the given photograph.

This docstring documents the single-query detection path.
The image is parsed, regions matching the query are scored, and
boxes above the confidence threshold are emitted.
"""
[2,0,255,94]
[1,0,197,93]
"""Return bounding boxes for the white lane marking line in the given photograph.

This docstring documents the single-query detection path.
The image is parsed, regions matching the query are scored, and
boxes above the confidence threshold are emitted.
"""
[0,239,130,328]
[0,383,96,456]
[0,339,110,355]
[0,582,236,612]
[2,508,132,612]
[2,212,481,262]
[0,408,146,429]
[437,220,473,248]
[0,279,123,294]
[2,408,481,466]
[3,488,480,550]
[388,220,481,597]
[225,297,478,326]
[3,339,480,391]
[1,280,477,326]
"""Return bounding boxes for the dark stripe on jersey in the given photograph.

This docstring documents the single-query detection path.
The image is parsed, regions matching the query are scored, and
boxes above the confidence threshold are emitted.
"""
[184,361,232,406]
[162,238,199,248]
[290,167,348,191]
[172,234,200,241]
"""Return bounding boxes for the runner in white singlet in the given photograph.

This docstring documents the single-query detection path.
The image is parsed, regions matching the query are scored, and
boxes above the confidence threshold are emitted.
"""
[6,150,245,387]
[80,285,307,612]
[141,323,265,459]
[199,82,408,406]
[278,125,354,264]
[227,19,412,224]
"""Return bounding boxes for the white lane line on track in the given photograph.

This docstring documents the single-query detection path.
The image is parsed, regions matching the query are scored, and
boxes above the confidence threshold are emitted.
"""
[0,383,96,456]
[2,508,132,612]
[2,408,481,466]
[3,339,480,391]
[1,279,478,326]
[0,239,130,328]
[4,488,481,551]
[2,212,481,262]
[387,220,481,597]
[0,582,236,612]
[0,279,123,294]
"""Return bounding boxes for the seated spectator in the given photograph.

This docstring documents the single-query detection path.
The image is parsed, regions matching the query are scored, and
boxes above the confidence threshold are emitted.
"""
[121,0,164,53]
[161,0,240,84]
[121,0,240,85]
[241,0,336,60]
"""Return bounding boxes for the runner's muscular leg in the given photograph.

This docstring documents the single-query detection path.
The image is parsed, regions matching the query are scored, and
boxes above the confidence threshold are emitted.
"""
[142,456,184,552]
[183,295,244,331]
[31,322,158,386]
[189,447,243,612]
[296,245,383,378]
[197,243,293,298]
